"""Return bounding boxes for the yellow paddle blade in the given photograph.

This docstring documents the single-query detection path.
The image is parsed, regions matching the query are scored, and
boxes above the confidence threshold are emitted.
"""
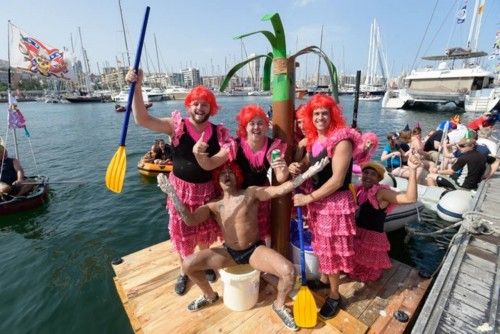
[105,146,127,193]
[293,286,318,328]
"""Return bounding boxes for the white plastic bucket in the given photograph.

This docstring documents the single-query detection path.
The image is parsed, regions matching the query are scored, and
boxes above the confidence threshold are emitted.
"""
[219,264,260,311]
[290,242,320,279]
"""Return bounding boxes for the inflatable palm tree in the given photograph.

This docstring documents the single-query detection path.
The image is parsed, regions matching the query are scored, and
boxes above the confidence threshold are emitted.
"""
[220,13,339,256]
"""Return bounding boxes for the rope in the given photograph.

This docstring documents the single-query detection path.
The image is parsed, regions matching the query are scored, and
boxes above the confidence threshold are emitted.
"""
[411,0,441,70]
[406,210,500,237]
[26,136,39,176]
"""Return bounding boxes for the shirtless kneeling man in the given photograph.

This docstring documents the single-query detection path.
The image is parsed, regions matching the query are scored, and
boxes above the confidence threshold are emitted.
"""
[157,157,329,331]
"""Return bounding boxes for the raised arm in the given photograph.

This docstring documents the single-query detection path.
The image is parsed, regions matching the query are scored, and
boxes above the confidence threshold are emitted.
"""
[192,132,229,170]
[157,174,213,225]
[254,157,329,201]
[125,69,174,135]
[378,153,420,205]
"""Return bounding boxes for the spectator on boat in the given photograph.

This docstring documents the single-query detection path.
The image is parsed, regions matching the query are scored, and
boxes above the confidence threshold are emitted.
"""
[126,69,234,296]
[467,110,498,131]
[157,158,329,331]
[426,132,487,190]
[392,126,429,183]
[155,138,173,164]
[422,123,446,163]
[350,156,420,282]
[194,104,288,246]
[0,145,34,198]
[380,132,409,171]
[293,94,363,320]
[141,142,161,163]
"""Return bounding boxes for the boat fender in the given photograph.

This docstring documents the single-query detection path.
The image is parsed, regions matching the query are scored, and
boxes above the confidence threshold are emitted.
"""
[436,190,472,222]
[439,189,453,200]
[380,172,397,188]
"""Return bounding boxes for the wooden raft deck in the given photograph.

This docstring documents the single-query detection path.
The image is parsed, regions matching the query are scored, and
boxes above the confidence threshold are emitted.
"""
[112,240,431,333]
[412,175,500,333]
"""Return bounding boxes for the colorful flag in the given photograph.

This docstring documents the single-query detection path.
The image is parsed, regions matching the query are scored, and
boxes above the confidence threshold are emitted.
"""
[7,92,30,137]
[456,0,467,24]
[9,23,76,80]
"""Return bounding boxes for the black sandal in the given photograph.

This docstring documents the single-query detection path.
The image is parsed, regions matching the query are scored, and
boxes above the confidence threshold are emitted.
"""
[319,296,342,319]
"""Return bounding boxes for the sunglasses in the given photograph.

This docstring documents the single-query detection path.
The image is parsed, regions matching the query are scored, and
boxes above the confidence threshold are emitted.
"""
[457,144,467,148]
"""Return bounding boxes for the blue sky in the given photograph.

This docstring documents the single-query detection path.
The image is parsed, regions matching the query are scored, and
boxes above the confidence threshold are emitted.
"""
[1,0,499,80]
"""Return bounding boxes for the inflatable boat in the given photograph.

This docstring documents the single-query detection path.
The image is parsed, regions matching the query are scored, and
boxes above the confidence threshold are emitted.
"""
[382,174,474,223]
[137,161,173,177]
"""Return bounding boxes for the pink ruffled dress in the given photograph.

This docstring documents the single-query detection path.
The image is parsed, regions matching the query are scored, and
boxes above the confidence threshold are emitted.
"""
[350,184,395,282]
[235,137,286,241]
[166,112,235,258]
[307,128,361,275]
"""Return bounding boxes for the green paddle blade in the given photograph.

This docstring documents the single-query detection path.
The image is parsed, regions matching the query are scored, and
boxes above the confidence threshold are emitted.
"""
[105,146,127,193]
[293,285,318,328]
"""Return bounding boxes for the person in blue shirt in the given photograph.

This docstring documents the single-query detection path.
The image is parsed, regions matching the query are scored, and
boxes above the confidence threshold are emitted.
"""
[380,132,409,171]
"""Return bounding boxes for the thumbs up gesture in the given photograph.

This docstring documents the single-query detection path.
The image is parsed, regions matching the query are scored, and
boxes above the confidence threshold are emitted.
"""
[193,132,209,156]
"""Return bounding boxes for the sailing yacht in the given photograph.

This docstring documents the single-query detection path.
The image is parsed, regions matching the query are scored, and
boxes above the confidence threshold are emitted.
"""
[361,19,388,96]
[65,27,104,103]
[382,0,498,112]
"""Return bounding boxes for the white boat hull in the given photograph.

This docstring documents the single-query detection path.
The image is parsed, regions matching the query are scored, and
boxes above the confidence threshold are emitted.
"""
[464,87,500,114]
[381,90,411,109]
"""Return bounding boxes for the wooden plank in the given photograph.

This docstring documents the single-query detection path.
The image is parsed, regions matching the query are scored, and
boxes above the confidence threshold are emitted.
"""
[456,272,493,299]
[411,231,470,333]
[312,294,368,334]
[465,247,497,270]
[444,299,488,327]
[485,247,500,334]
[367,270,431,334]
[458,262,494,285]
[345,262,407,320]
[439,313,482,334]
[113,277,143,333]
[450,284,490,313]
[356,265,413,325]
[468,238,498,255]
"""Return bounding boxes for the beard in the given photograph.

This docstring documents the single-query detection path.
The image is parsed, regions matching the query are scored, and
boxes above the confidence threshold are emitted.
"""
[191,112,210,124]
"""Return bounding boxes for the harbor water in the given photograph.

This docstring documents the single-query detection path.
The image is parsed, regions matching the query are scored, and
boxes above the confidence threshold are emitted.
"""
[0,96,466,333]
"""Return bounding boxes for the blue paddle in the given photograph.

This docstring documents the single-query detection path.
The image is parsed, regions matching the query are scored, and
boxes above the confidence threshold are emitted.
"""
[105,6,150,193]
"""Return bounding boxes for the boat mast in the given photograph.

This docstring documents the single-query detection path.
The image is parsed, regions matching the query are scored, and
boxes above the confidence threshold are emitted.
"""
[316,25,323,86]
[365,20,373,86]
[118,0,131,67]
[154,33,161,86]
[6,21,20,160]
[466,0,485,52]
[78,27,92,94]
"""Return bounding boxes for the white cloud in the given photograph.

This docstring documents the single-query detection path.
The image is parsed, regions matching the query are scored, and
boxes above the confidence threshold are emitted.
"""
[293,0,318,7]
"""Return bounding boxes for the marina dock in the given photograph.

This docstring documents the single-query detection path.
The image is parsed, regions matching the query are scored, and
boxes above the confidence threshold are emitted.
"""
[112,240,431,333]
[412,175,500,333]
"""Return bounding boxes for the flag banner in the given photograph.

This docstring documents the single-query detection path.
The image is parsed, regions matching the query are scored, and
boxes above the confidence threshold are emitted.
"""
[456,1,467,24]
[9,23,76,80]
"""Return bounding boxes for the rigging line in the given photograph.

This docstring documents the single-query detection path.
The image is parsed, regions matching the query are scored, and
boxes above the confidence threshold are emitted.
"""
[26,137,39,176]
[421,0,460,56]
[411,0,441,70]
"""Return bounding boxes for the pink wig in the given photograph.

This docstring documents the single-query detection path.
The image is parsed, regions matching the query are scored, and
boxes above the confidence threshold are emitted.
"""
[303,94,347,151]
[184,85,219,116]
[294,104,307,141]
[236,104,270,139]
